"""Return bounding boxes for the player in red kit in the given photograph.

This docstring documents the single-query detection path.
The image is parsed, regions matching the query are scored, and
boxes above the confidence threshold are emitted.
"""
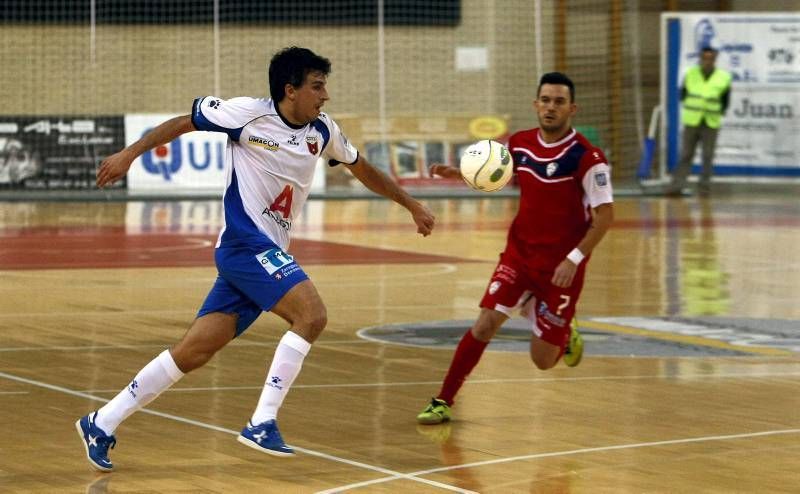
[417,72,614,424]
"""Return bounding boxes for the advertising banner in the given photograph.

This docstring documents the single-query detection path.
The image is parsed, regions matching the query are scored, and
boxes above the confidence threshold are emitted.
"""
[0,116,125,189]
[126,114,229,192]
[126,114,326,194]
[663,13,800,177]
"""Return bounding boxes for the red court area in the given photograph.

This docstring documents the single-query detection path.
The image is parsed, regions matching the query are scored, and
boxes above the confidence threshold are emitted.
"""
[0,228,471,270]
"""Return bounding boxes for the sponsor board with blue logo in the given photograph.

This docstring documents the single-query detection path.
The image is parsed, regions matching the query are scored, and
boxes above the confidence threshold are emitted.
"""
[662,13,800,179]
[126,114,229,191]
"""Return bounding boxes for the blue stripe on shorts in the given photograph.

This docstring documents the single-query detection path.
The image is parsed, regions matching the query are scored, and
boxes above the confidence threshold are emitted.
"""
[197,242,309,336]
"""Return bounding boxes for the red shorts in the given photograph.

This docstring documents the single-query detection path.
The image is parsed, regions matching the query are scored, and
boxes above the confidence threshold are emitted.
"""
[479,249,586,349]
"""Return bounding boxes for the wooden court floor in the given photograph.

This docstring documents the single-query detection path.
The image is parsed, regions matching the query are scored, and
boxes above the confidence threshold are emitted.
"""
[1,192,798,493]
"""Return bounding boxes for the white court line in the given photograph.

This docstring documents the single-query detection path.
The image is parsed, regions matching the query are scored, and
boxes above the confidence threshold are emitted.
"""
[0,371,474,494]
[0,344,177,353]
[0,263,460,287]
[0,339,367,353]
[320,428,800,493]
[146,238,213,252]
[0,302,465,319]
[79,369,800,394]
[0,309,195,318]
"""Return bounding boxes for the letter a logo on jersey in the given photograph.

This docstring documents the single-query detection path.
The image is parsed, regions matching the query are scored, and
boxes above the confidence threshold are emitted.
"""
[269,185,294,219]
[306,136,319,155]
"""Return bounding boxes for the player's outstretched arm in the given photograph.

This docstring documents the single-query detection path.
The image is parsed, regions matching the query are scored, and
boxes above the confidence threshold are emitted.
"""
[346,155,435,236]
[429,163,461,180]
[96,115,197,188]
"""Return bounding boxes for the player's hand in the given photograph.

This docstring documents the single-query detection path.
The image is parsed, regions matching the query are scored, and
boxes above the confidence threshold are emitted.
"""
[428,163,461,179]
[96,150,134,188]
[551,258,578,288]
[411,203,435,237]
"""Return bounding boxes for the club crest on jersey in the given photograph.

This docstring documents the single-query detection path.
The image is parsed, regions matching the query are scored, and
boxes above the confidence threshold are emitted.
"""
[546,162,558,177]
[248,135,280,151]
[306,136,319,155]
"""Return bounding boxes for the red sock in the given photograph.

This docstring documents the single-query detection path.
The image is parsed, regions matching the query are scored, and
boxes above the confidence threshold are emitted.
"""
[437,330,489,406]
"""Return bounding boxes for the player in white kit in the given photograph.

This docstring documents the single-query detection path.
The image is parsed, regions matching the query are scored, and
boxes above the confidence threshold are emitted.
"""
[76,47,435,471]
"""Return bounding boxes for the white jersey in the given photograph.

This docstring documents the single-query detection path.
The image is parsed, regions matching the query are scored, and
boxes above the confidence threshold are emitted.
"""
[191,96,358,250]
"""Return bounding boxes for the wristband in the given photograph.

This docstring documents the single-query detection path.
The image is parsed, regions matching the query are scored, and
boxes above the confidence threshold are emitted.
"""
[566,248,585,265]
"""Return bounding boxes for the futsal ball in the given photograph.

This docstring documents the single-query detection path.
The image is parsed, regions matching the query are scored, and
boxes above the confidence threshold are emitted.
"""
[459,140,513,192]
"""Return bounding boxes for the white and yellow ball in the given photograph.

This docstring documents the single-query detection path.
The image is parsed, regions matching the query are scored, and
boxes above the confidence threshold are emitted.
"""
[459,140,513,192]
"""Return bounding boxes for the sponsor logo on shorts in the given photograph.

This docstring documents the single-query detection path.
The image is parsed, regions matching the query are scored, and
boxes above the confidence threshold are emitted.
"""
[278,264,301,279]
[255,248,295,275]
[494,264,517,284]
[537,301,567,327]
[489,281,501,294]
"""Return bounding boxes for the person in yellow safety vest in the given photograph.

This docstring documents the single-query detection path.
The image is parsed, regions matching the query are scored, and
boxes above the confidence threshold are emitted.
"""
[667,46,732,196]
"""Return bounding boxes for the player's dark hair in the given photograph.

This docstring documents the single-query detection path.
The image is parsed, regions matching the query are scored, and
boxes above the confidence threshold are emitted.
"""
[269,47,331,102]
[537,72,575,102]
[700,46,718,55]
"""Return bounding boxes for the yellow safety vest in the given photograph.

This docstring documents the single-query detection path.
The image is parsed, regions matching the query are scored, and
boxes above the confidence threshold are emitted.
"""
[681,66,732,129]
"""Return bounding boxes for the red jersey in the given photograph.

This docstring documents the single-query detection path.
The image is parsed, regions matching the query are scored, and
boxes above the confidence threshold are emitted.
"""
[506,127,613,270]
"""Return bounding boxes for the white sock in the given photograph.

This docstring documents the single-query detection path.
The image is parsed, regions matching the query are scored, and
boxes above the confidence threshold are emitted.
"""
[95,349,185,434]
[250,331,311,425]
